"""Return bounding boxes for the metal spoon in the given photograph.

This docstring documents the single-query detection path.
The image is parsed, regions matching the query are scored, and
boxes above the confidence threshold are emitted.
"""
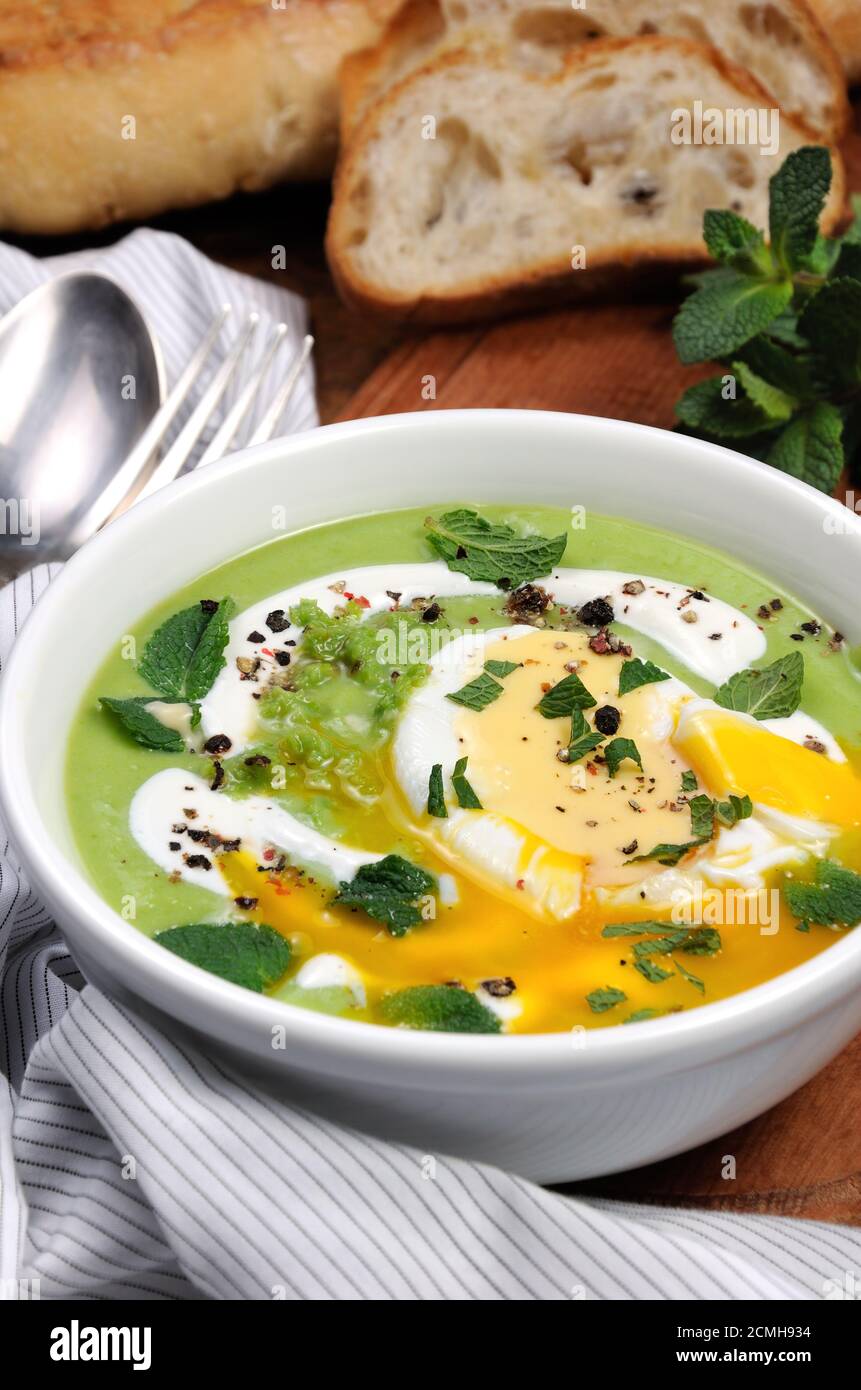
[0,272,164,562]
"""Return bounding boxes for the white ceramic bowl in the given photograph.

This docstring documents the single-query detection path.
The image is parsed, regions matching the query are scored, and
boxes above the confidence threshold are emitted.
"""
[2,409,860,1183]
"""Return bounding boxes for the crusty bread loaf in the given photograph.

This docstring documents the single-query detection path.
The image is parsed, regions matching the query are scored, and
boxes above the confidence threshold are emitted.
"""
[327,36,847,324]
[808,0,861,81]
[341,0,849,145]
[0,0,400,235]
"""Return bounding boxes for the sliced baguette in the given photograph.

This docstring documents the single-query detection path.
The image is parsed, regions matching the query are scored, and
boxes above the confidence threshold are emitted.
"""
[327,36,847,325]
[341,0,849,145]
[808,0,861,81]
[0,0,401,236]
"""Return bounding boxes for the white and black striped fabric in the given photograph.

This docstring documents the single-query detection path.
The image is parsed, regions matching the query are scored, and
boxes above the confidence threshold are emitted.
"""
[1,236,859,1300]
[2,568,860,1301]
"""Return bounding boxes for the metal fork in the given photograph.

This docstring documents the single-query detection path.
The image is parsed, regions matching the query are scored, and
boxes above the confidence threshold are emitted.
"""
[66,306,314,551]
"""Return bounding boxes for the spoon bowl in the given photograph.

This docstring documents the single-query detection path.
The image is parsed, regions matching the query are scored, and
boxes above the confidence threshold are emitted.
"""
[0,272,164,562]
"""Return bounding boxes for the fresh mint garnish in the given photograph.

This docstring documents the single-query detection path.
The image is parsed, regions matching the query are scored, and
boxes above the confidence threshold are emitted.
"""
[681,770,698,793]
[586,986,627,1014]
[425,508,566,589]
[379,985,500,1033]
[716,793,753,827]
[99,696,184,752]
[536,671,597,717]
[138,597,235,702]
[601,923,721,956]
[447,671,504,711]
[634,958,673,984]
[673,146,861,492]
[618,658,670,696]
[332,855,436,937]
[713,651,804,720]
[689,794,716,841]
[604,737,642,778]
[427,764,447,818]
[452,756,482,809]
[674,959,705,994]
[155,922,291,992]
[627,839,709,867]
[783,860,861,928]
[484,659,520,678]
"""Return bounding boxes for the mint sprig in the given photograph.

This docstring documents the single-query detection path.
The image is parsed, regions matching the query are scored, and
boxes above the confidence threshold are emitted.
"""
[673,147,861,493]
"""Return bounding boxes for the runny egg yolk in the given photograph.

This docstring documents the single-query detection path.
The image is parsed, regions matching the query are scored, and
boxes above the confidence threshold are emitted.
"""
[456,628,693,888]
[675,707,861,828]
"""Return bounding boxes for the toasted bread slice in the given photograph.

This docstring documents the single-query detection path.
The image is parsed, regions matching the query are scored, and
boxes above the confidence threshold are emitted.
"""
[0,0,400,235]
[327,37,847,325]
[341,0,849,145]
[808,0,861,81]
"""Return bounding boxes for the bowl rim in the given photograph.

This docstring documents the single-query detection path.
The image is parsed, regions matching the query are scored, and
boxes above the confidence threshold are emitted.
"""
[2,407,860,1084]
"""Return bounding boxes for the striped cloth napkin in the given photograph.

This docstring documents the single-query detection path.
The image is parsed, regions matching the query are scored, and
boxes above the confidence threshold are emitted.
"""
[1,234,859,1301]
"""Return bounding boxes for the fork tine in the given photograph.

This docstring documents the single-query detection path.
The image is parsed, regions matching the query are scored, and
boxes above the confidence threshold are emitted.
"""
[134,311,262,504]
[195,322,288,469]
[68,303,231,546]
[246,334,314,447]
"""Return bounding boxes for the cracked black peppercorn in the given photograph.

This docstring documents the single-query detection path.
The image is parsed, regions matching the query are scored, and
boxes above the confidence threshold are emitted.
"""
[594,705,621,735]
[578,597,615,627]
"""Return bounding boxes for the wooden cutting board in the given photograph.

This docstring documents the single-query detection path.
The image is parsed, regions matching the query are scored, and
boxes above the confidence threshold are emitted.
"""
[332,122,861,1225]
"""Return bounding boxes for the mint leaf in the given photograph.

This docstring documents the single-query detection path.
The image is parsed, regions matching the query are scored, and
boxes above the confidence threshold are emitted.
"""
[484,659,520,678]
[601,922,672,938]
[618,658,670,696]
[675,376,775,438]
[673,271,792,366]
[681,770,698,793]
[99,696,184,752]
[628,839,709,867]
[731,361,796,423]
[427,764,447,819]
[567,729,605,763]
[769,146,832,274]
[624,1008,664,1024]
[703,209,768,270]
[586,986,627,1014]
[452,756,482,809]
[138,597,235,702]
[634,958,673,984]
[536,671,597,717]
[689,794,716,841]
[783,859,861,928]
[447,671,504,711]
[799,278,861,392]
[156,922,291,992]
[604,737,642,778]
[602,923,721,956]
[380,985,500,1033]
[716,793,753,828]
[675,959,705,994]
[767,403,844,495]
[734,337,815,400]
[332,855,436,937]
[713,651,804,720]
[425,509,566,589]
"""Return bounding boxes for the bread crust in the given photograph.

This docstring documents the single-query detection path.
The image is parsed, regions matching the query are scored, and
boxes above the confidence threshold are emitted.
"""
[327,36,848,326]
[808,0,861,81]
[340,0,850,145]
[0,0,401,234]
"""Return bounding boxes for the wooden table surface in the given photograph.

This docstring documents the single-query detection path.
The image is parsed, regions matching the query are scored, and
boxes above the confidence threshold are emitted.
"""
[8,99,861,1224]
